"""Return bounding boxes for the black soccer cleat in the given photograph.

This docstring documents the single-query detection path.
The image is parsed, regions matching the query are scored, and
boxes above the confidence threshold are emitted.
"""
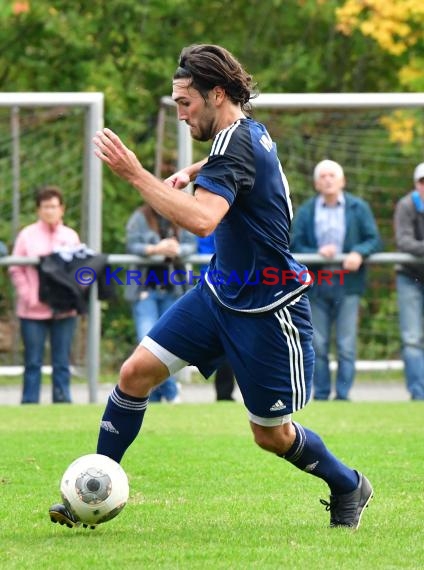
[49,503,97,530]
[320,471,373,529]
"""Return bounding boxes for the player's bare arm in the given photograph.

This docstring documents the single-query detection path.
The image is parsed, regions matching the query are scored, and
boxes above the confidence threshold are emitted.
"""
[93,128,228,236]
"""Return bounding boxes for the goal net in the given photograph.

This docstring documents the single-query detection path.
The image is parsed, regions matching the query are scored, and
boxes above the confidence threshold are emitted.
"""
[0,94,102,388]
[158,93,424,366]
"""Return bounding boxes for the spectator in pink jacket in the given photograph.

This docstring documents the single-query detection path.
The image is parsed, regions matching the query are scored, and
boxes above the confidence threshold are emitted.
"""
[9,185,80,404]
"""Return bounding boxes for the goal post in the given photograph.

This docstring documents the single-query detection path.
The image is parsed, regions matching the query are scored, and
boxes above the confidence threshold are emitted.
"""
[0,92,104,249]
[0,92,103,402]
[160,92,424,170]
[159,92,424,368]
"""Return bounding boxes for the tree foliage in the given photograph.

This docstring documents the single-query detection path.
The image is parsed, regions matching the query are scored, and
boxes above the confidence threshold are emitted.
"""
[1,0,416,251]
[336,0,424,90]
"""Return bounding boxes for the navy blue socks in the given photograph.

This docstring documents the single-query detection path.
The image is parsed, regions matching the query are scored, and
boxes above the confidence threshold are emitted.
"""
[282,422,359,494]
[97,387,359,495]
[97,385,148,463]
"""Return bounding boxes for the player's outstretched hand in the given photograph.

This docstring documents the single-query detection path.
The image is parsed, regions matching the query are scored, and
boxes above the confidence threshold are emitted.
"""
[93,128,143,184]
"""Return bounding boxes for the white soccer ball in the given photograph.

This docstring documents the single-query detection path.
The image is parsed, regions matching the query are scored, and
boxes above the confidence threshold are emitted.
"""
[60,453,129,526]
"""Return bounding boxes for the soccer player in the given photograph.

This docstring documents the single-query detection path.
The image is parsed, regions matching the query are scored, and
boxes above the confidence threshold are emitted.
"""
[49,44,372,529]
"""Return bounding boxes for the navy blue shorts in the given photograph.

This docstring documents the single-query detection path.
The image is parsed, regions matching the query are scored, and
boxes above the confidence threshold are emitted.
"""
[142,285,314,423]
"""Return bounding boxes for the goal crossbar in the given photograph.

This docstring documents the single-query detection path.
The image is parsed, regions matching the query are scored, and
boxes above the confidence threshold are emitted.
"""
[161,92,424,110]
[160,92,424,171]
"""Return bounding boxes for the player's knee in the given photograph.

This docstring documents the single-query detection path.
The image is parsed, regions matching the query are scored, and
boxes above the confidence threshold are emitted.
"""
[119,355,151,393]
[253,434,282,454]
[120,357,136,382]
[251,423,294,455]
[251,428,279,453]
[253,433,273,452]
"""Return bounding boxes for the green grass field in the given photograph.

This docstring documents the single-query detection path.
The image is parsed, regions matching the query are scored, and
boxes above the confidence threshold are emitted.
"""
[1,401,423,570]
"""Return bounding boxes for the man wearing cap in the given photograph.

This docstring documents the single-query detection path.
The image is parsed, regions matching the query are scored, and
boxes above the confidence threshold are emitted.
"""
[394,162,424,400]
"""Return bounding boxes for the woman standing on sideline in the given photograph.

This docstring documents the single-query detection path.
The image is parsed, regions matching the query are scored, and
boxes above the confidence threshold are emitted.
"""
[9,185,80,404]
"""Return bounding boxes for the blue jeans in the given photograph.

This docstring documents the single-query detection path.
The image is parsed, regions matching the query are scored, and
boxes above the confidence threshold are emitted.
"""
[396,273,424,399]
[132,289,179,402]
[309,286,360,400]
[20,317,77,404]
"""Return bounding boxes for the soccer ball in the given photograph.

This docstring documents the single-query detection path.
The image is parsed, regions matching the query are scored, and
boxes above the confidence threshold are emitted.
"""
[60,453,129,526]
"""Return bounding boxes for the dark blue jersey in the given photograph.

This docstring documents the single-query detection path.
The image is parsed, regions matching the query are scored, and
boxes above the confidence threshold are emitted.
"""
[195,117,311,314]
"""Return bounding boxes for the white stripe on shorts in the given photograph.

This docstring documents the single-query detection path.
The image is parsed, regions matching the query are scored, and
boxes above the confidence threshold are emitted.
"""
[275,306,306,411]
[248,411,292,427]
[140,336,189,376]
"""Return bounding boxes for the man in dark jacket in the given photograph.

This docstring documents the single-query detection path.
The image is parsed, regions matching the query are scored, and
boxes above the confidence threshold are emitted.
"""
[394,162,424,400]
[291,159,381,401]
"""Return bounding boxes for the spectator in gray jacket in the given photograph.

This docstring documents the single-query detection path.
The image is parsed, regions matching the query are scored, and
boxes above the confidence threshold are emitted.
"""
[125,204,197,403]
[394,162,424,400]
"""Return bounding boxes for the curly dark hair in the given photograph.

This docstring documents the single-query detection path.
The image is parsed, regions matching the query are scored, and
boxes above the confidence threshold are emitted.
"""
[173,44,258,113]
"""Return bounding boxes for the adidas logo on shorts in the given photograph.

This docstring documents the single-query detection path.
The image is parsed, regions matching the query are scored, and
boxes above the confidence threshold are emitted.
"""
[270,399,286,411]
